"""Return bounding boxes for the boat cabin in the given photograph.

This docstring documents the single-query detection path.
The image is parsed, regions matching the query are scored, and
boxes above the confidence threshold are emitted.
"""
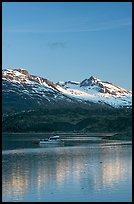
[49,136,60,140]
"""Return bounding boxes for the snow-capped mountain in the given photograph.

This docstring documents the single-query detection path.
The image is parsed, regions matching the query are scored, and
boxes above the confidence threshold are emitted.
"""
[57,76,132,107]
[2,68,132,113]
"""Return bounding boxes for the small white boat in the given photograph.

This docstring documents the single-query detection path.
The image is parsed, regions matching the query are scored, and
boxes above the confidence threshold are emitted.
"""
[39,135,64,144]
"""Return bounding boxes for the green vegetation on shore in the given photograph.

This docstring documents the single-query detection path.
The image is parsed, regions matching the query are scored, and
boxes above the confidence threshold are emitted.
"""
[2,107,132,141]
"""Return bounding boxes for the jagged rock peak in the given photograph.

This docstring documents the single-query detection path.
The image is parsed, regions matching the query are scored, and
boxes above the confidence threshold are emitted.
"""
[80,75,100,87]
[89,75,97,80]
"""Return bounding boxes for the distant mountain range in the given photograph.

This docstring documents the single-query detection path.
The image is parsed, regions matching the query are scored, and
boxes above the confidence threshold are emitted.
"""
[2,68,132,114]
[2,68,132,134]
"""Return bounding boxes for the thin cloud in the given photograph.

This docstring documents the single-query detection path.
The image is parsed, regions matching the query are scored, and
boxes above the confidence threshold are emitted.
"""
[47,42,66,49]
[3,18,131,34]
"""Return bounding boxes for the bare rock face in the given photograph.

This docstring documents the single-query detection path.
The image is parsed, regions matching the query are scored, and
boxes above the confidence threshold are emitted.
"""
[80,76,98,87]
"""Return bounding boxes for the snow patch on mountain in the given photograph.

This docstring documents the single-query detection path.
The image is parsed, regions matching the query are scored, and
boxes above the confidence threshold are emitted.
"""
[2,68,132,108]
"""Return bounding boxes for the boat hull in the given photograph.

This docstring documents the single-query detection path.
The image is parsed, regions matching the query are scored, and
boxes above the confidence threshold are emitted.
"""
[39,140,64,144]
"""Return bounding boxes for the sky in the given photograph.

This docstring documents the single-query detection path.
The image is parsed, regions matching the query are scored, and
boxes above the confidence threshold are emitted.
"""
[2,2,132,90]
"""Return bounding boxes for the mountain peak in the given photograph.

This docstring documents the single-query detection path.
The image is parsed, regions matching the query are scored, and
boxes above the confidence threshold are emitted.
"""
[2,68,31,83]
[2,69,132,108]
[80,75,100,87]
[14,68,29,76]
[2,68,30,76]
[89,75,97,80]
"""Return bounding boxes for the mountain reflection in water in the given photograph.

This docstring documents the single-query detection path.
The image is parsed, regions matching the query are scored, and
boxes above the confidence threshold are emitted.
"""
[2,145,132,202]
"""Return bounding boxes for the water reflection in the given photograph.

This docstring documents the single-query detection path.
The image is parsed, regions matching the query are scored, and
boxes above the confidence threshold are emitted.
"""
[2,145,132,202]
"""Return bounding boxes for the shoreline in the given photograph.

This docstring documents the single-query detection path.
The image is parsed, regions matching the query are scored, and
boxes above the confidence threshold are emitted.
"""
[2,132,117,135]
[2,132,131,141]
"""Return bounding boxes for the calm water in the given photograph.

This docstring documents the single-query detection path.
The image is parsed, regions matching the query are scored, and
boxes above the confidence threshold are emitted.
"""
[2,133,132,202]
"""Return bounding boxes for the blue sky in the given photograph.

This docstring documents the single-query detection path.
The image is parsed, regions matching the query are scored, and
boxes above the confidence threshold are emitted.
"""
[2,2,132,90]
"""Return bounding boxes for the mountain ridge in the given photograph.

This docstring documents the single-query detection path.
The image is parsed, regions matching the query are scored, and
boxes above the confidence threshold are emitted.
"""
[2,68,132,112]
[2,68,132,135]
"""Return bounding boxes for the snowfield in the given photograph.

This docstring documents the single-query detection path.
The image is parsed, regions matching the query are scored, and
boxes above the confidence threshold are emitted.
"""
[2,68,132,108]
